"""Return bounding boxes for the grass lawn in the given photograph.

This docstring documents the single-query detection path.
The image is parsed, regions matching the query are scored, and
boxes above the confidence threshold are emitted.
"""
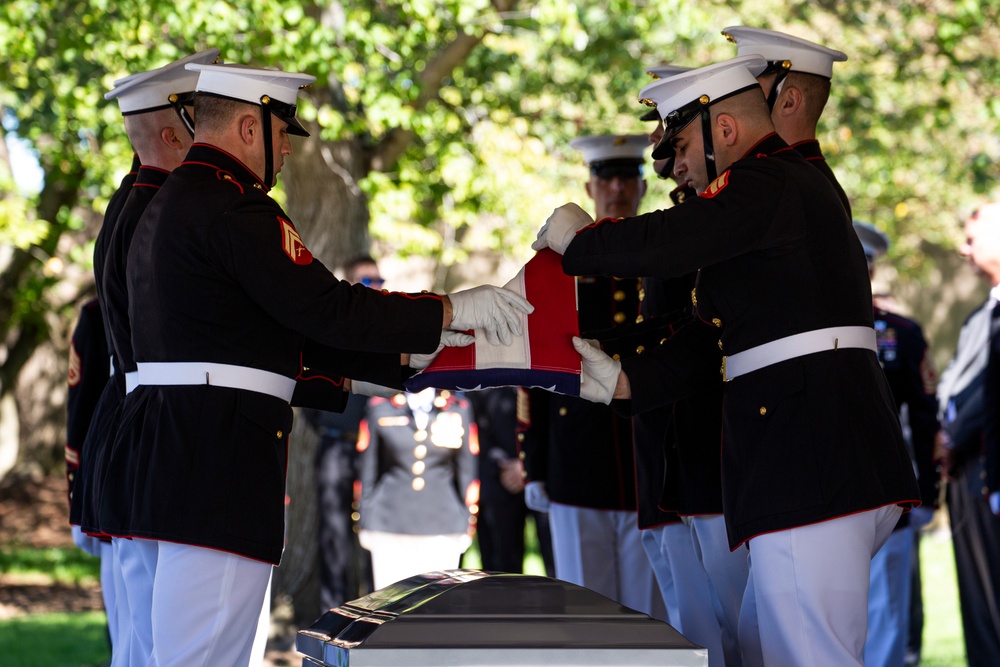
[0,523,970,666]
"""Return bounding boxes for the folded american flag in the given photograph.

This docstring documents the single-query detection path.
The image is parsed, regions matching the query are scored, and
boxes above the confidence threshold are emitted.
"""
[404,249,581,396]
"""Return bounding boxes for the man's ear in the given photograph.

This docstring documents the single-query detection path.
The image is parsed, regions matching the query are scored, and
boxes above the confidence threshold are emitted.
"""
[585,179,594,200]
[239,114,257,145]
[716,113,738,146]
[161,126,184,150]
[778,85,803,117]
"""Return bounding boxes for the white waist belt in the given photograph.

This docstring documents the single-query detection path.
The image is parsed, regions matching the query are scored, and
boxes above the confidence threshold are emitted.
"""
[722,326,876,382]
[125,372,139,394]
[132,362,296,402]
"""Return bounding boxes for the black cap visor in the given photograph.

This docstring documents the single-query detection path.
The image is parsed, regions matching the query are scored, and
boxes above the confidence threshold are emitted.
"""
[591,158,643,179]
[267,98,309,137]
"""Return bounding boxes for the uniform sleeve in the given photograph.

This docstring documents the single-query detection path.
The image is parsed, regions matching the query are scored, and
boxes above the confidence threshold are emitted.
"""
[898,324,942,506]
[66,302,109,510]
[224,202,443,354]
[946,376,986,461]
[516,387,550,484]
[563,163,786,280]
[621,318,724,415]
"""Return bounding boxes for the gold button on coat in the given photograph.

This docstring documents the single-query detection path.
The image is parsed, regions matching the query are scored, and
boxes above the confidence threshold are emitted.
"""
[414,445,428,459]
[558,407,568,416]
[759,407,767,416]
[636,345,645,354]
[614,312,626,324]
[276,430,283,438]
[412,461,426,475]
[412,478,425,491]
[613,290,626,302]
[712,318,722,328]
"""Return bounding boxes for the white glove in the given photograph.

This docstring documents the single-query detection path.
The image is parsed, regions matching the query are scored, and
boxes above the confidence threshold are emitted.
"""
[531,203,594,254]
[350,380,398,398]
[573,336,622,405]
[524,481,551,513]
[409,330,475,370]
[447,285,534,346]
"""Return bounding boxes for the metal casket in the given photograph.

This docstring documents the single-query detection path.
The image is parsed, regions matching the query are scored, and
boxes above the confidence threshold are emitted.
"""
[297,569,707,667]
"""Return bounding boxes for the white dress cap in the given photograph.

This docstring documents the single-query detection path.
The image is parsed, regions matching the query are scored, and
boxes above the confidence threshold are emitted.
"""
[187,63,316,136]
[639,55,767,128]
[722,26,847,79]
[105,48,220,114]
[569,134,649,165]
[852,221,890,260]
[641,65,693,120]
[186,63,316,107]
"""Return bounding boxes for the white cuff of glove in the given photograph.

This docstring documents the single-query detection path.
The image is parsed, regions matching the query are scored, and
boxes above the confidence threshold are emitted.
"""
[447,285,534,346]
[350,380,398,399]
[531,202,595,254]
[573,336,621,405]
[409,330,475,370]
[524,481,551,513]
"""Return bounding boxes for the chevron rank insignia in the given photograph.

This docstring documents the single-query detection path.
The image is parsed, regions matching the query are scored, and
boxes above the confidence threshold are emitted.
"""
[278,217,313,265]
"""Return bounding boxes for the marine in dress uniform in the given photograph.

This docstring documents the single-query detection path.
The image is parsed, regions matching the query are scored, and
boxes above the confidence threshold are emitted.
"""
[606,64,746,666]
[76,49,220,667]
[854,221,941,667]
[723,26,852,217]
[357,388,478,589]
[117,62,530,667]
[67,154,138,536]
[518,134,663,620]
[535,57,920,667]
[940,202,1000,667]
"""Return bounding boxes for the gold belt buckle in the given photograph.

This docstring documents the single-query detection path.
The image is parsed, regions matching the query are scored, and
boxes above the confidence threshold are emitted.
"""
[721,355,729,382]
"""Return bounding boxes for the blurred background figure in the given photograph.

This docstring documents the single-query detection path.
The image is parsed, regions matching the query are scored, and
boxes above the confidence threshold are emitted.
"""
[468,388,554,576]
[356,387,478,590]
[936,203,1000,667]
[304,255,384,610]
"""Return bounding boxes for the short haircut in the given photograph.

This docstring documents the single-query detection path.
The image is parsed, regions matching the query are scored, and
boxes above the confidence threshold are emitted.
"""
[711,86,771,129]
[785,72,831,127]
[193,94,257,135]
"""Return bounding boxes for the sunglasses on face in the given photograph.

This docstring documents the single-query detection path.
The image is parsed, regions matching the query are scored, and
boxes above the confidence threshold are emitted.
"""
[359,277,385,287]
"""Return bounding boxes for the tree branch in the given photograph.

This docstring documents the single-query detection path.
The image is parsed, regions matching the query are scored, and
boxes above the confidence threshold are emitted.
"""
[371,0,519,172]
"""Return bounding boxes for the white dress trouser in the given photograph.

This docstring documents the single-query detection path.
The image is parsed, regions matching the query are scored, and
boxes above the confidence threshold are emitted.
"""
[865,525,914,667]
[549,502,665,620]
[149,542,271,667]
[692,514,751,666]
[741,506,903,667]
[641,525,678,625]
[115,536,156,667]
[659,520,727,665]
[359,530,472,591]
[73,528,121,652]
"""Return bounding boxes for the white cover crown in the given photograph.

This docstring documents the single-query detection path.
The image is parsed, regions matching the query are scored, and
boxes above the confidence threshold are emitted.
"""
[105,48,220,114]
[723,26,847,79]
